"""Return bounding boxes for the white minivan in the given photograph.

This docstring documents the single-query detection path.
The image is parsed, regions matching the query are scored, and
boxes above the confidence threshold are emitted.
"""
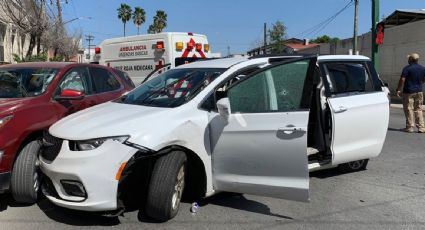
[39,55,389,221]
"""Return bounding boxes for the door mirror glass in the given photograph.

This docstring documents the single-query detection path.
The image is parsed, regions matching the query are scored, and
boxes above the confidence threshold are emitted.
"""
[56,89,85,100]
[216,98,230,117]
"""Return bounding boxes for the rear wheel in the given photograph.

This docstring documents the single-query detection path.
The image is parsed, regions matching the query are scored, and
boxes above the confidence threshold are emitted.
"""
[145,151,187,222]
[338,159,369,173]
[11,140,42,203]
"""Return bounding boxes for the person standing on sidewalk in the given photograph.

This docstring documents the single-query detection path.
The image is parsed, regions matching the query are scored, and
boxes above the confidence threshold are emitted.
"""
[396,53,425,133]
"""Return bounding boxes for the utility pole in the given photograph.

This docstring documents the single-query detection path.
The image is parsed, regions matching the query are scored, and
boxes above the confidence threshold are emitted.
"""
[227,45,231,56]
[353,0,359,54]
[85,34,95,59]
[55,0,63,25]
[263,22,267,55]
[371,0,380,71]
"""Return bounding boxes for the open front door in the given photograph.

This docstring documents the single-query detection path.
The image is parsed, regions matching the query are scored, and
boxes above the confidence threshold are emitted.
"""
[320,61,389,165]
[211,57,317,202]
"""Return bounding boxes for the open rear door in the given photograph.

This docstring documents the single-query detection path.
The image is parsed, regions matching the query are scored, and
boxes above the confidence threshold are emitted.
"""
[320,61,389,165]
[211,56,317,202]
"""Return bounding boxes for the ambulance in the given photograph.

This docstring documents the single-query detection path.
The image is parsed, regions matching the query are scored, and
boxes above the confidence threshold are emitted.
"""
[94,32,211,85]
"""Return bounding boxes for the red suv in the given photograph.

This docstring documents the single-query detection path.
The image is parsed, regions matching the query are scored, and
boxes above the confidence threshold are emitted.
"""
[0,62,134,203]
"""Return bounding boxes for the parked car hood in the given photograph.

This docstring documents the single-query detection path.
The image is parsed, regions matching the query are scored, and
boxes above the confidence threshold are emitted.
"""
[0,97,33,115]
[49,102,182,143]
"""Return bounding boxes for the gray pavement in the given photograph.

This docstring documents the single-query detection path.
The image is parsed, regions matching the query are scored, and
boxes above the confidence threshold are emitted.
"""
[1,108,424,230]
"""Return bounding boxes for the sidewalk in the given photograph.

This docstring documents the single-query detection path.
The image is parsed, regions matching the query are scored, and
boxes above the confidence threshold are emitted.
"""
[390,104,425,110]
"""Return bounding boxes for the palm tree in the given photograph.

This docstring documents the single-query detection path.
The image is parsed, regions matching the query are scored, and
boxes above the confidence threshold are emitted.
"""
[132,7,146,35]
[117,4,132,37]
[153,10,167,33]
[147,24,156,34]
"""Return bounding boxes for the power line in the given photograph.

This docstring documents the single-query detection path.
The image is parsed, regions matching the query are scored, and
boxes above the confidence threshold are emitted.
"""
[294,0,354,38]
[69,0,82,31]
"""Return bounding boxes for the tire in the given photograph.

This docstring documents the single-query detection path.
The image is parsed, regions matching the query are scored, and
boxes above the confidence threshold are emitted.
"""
[145,151,187,222]
[11,140,42,203]
[338,159,369,173]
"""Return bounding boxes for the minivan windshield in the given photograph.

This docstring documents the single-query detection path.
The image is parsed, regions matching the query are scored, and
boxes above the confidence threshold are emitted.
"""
[118,68,224,108]
[0,68,59,98]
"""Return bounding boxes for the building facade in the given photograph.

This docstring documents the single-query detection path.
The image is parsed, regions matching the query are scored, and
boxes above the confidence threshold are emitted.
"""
[0,8,35,64]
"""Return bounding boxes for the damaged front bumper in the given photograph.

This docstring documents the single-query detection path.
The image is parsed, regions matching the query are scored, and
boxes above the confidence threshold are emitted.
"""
[39,139,141,212]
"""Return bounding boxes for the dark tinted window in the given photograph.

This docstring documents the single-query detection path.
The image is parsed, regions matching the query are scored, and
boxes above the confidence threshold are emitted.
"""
[90,67,121,93]
[228,60,310,113]
[324,63,374,95]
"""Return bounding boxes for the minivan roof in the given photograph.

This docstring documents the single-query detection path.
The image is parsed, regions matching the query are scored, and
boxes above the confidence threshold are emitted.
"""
[174,54,371,70]
[175,56,249,69]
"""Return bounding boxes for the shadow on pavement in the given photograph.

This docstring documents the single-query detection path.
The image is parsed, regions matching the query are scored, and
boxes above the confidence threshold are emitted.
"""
[0,193,34,212]
[310,168,345,179]
[196,192,293,220]
[388,127,406,132]
[37,197,120,226]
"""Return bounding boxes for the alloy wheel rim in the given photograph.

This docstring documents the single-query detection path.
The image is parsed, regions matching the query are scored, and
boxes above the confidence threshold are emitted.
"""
[171,165,185,211]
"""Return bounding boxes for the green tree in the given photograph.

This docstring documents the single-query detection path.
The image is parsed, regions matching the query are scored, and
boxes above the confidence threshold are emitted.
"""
[147,10,168,34]
[311,35,340,44]
[133,7,146,35]
[153,10,167,33]
[117,3,132,37]
[268,21,287,54]
[147,24,156,34]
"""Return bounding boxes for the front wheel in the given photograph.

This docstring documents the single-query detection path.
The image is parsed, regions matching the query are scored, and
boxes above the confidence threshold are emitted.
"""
[338,159,369,173]
[145,151,187,222]
[11,140,42,203]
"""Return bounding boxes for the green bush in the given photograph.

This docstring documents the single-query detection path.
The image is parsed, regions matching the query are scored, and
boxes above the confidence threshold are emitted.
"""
[13,53,48,63]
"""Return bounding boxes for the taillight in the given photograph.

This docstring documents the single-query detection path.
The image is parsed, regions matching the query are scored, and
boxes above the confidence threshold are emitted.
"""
[95,47,101,54]
[176,42,184,51]
[204,44,209,52]
[196,43,202,52]
[156,41,164,50]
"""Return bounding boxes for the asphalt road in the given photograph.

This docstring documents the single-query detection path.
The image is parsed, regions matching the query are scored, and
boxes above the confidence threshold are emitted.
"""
[1,108,424,230]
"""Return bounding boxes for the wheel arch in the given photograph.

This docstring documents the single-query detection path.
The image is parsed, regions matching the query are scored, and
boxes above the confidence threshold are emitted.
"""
[117,144,208,210]
[12,130,44,166]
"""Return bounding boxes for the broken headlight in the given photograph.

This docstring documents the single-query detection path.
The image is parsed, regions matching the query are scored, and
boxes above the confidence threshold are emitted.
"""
[75,136,130,151]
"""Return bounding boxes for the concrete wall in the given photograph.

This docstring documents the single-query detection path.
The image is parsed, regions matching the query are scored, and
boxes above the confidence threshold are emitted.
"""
[301,19,425,94]
[379,19,425,93]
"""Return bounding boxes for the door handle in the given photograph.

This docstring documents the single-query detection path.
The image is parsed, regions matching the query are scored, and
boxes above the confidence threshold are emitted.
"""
[334,106,348,113]
[277,126,306,140]
[278,127,305,132]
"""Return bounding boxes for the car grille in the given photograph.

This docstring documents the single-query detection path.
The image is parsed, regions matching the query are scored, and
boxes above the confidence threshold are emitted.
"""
[40,131,63,163]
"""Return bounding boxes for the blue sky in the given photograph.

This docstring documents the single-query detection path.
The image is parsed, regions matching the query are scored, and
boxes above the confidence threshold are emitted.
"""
[61,0,425,55]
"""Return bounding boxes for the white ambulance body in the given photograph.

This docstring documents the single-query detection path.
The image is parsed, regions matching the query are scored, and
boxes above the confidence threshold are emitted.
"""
[95,32,211,85]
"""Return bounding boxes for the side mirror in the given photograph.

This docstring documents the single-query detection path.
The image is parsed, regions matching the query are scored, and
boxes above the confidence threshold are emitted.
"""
[216,98,231,117]
[55,89,85,100]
